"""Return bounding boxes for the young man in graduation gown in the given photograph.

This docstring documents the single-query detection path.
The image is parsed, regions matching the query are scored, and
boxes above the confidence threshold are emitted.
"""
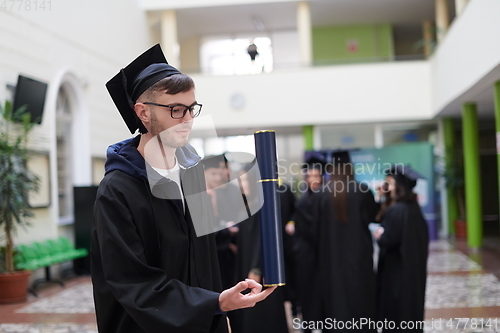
[91,44,274,333]
[373,165,429,332]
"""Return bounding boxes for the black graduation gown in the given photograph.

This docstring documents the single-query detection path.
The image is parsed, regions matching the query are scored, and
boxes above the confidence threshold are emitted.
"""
[376,201,429,332]
[214,228,236,290]
[316,183,377,331]
[214,184,242,290]
[293,190,323,323]
[91,137,227,333]
[295,183,378,332]
[279,184,297,303]
[232,213,289,333]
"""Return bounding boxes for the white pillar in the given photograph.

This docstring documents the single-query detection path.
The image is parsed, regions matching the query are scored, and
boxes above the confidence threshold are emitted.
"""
[455,0,469,16]
[313,125,321,150]
[374,124,384,149]
[161,10,180,69]
[297,1,312,67]
[435,0,450,43]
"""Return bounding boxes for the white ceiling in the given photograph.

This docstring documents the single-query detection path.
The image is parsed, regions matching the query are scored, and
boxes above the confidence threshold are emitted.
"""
[149,0,440,41]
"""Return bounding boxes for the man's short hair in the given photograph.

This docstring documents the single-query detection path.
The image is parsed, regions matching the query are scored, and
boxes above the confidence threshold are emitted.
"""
[138,74,195,102]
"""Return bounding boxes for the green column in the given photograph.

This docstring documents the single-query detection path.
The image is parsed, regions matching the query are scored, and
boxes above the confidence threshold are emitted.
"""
[303,125,314,151]
[442,118,458,235]
[494,82,500,216]
[462,103,483,248]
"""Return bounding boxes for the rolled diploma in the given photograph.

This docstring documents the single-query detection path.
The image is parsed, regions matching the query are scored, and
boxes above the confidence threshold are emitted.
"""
[254,130,286,287]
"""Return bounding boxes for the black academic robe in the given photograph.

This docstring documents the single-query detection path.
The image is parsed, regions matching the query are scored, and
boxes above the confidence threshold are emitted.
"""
[318,182,377,331]
[293,190,324,324]
[91,138,227,333]
[279,184,297,303]
[232,213,289,333]
[376,201,429,333]
[295,183,378,332]
[214,228,236,290]
[214,183,242,290]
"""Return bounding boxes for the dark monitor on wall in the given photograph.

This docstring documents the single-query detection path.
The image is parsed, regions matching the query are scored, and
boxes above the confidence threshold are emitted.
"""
[12,75,48,124]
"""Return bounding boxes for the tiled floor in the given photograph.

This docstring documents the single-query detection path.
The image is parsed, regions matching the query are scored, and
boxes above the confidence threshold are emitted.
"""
[424,238,500,332]
[1,238,500,332]
[0,276,97,332]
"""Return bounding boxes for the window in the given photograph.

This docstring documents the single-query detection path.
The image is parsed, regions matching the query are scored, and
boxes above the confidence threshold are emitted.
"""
[56,86,74,225]
[200,36,273,75]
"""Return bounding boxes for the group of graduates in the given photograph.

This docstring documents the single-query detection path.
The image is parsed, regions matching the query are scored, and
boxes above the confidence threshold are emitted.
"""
[292,151,429,333]
[202,150,429,333]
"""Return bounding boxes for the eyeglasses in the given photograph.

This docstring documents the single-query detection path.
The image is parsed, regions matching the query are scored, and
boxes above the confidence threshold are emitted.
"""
[143,102,203,119]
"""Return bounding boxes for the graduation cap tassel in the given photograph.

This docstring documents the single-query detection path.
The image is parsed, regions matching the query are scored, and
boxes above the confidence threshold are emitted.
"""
[120,69,147,134]
[120,69,133,108]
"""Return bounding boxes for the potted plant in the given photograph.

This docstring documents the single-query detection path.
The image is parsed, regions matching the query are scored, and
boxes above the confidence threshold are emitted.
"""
[0,100,40,303]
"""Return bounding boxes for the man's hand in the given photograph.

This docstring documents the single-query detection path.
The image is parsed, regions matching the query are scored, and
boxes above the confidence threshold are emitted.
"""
[219,279,276,312]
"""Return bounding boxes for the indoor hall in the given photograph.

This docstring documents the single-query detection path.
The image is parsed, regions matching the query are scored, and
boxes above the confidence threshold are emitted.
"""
[2,0,500,332]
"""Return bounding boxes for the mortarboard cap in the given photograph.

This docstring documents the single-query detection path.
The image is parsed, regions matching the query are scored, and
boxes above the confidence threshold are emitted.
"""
[106,44,182,134]
[331,150,351,166]
[386,164,425,189]
[302,152,327,173]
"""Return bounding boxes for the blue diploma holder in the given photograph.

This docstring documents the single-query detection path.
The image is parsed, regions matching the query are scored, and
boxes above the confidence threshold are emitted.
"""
[254,130,286,287]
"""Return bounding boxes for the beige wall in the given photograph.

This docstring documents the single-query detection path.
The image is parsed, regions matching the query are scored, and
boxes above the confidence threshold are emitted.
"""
[0,0,152,244]
[180,36,201,73]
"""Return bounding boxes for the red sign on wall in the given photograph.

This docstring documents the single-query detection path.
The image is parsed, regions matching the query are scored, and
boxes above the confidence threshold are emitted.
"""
[347,39,359,53]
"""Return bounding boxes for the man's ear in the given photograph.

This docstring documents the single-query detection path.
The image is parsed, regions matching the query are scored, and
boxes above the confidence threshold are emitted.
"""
[134,102,150,126]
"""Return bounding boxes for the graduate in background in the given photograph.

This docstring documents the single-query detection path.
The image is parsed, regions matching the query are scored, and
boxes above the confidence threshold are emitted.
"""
[375,179,394,223]
[300,151,378,332]
[373,165,429,333]
[202,155,238,291]
[279,181,298,318]
[232,164,289,333]
[293,155,326,331]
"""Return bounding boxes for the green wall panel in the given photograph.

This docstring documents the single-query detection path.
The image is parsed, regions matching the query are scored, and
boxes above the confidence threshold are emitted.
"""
[312,23,394,64]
